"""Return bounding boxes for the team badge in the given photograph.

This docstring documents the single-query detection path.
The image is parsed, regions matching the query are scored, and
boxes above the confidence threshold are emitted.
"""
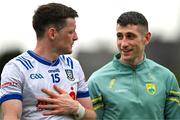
[65,69,75,81]
[146,83,156,95]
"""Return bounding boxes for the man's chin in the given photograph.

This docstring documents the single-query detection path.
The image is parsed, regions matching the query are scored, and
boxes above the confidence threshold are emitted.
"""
[121,56,132,62]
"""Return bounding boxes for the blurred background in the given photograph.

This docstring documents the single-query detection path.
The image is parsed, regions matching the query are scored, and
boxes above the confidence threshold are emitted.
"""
[0,0,180,84]
[0,0,180,118]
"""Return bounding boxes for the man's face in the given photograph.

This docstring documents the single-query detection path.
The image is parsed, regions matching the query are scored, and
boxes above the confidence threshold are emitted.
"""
[116,24,150,65]
[53,18,78,55]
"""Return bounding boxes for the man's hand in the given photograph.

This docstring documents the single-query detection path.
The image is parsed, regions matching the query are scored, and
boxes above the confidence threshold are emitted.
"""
[37,85,79,116]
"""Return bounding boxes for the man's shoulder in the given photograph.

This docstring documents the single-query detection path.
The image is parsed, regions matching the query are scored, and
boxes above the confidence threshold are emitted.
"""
[146,58,173,74]
[96,60,113,71]
[60,55,80,63]
[4,51,48,73]
[60,54,76,60]
[11,51,34,67]
[1,52,29,76]
[4,51,28,66]
[59,54,81,69]
[88,61,114,80]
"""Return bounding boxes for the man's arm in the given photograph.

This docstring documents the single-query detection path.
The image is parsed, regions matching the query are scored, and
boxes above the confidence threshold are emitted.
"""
[88,76,104,119]
[1,99,22,120]
[77,97,96,120]
[37,85,96,120]
[164,74,180,119]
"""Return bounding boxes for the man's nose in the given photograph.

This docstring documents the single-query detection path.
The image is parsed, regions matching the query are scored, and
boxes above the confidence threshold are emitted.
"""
[121,39,128,47]
[73,32,78,41]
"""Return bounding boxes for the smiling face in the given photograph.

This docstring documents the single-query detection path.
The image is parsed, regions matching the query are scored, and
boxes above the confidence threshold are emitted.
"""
[116,24,151,66]
[51,18,78,55]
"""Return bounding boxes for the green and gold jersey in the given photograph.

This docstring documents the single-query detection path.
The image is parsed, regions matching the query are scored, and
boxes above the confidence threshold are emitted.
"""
[88,54,180,120]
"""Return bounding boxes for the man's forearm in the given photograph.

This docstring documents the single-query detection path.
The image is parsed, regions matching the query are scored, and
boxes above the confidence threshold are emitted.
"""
[1,100,22,120]
[73,102,96,120]
[3,115,20,120]
[83,108,96,120]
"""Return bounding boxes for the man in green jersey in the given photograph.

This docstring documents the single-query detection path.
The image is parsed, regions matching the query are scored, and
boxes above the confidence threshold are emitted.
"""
[88,11,180,120]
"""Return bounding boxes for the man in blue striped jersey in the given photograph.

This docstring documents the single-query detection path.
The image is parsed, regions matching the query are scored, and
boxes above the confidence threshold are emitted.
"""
[0,3,95,120]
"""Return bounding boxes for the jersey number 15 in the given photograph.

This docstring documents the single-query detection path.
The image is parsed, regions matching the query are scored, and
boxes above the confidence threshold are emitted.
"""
[51,73,60,83]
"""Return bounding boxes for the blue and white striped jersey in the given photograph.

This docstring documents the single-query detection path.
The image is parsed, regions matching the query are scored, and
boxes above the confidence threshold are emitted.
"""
[0,50,89,120]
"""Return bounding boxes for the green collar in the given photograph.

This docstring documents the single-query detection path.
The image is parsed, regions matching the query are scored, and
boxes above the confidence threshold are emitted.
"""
[113,53,147,71]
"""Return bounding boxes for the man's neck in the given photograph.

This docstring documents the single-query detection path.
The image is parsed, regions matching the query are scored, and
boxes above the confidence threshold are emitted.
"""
[120,55,144,67]
[33,42,59,61]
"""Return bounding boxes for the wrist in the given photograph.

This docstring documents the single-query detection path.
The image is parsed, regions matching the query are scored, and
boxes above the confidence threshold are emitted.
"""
[74,103,85,120]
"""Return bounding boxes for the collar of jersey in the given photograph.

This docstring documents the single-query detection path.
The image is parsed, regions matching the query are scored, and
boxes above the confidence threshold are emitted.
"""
[27,50,60,66]
[113,53,147,71]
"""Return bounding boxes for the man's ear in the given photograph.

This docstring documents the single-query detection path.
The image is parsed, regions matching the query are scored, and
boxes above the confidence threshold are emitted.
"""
[144,32,151,45]
[48,27,56,40]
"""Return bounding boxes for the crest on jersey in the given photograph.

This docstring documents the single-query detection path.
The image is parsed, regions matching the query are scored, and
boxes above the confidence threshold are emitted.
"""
[65,69,75,81]
[146,83,156,95]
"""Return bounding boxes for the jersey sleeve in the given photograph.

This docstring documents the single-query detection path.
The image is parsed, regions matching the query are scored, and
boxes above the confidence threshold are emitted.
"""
[0,62,23,104]
[88,75,104,119]
[164,73,180,119]
[76,61,89,98]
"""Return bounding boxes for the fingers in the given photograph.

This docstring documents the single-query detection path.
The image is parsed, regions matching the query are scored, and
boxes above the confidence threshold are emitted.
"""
[38,86,70,116]
[41,85,67,98]
[37,97,59,111]
[41,88,59,98]
[38,104,59,110]
[37,103,61,116]
[37,97,57,104]
[53,85,67,94]
[42,109,61,116]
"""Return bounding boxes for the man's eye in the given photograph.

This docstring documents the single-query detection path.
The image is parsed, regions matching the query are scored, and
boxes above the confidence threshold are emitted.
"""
[116,33,123,40]
[69,31,74,34]
[126,34,136,40]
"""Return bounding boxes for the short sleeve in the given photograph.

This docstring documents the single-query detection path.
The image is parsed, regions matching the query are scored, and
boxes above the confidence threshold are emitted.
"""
[76,61,89,98]
[0,62,23,104]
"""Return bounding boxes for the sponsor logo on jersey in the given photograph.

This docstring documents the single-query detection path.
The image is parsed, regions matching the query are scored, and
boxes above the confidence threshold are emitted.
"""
[65,69,75,81]
[115,89,128,93]
[30,73,44,79]
[109,79,116,88]
[1,82,18,88]
[48,68,60,73]
[146,83,156,95]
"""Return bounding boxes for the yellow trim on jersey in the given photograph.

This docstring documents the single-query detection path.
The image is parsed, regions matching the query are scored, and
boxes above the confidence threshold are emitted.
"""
[92,96,102,103]
[169,90,180,95]
[93,103,104,110]
[167,98,180,105]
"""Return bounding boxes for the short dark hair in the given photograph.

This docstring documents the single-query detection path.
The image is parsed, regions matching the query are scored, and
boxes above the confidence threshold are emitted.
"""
[117,11,148,32]
[32,3,78,38]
